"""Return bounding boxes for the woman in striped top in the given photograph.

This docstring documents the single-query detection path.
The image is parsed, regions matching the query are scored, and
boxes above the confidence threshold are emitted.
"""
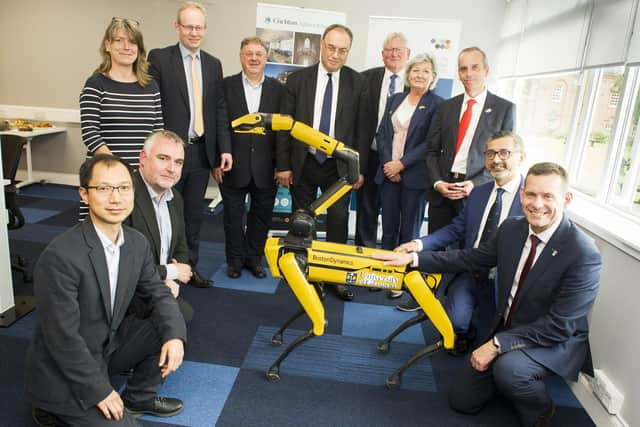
[79,17,163,218]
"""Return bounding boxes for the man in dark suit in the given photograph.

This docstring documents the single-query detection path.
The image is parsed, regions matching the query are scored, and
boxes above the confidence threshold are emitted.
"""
[276,24,370,301]
[26,155,186,427]
[426,46,516,233]
[394,131,526,355]
[126,130,195,324]
[356,32,410,248]
[216,37,283,279]
[375,162,601,427]
[148,1,232,287]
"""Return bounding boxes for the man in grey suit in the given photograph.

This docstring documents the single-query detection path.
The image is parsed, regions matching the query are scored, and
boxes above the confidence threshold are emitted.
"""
[375,162,601,427]
[426,46,515,233]
[26,155,186,426]
[127,130,194,323]
[276,24,370,301]
[356,32,410,249]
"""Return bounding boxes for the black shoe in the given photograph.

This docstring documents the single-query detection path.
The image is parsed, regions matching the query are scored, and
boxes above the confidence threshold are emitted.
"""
[534,402,556,427]
[395,298,420,312]
[32,407,60,427]
[447,338,470,357]
[189,271,213,288]
[247,264,267,279]
[227,265,241,279]
[124,396,184,418]
[334,285,354,301]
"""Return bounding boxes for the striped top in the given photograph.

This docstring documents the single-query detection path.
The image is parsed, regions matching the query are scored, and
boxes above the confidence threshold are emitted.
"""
[79,74,164,167]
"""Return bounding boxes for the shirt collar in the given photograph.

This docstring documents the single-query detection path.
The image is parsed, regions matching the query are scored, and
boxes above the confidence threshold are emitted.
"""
[242,71,265,88]
[463,87,488,106]
[140,172,174,204]
[493,173,523,195]
[93,223,125,250]
[179,43,200,60]
[528,215,563,245]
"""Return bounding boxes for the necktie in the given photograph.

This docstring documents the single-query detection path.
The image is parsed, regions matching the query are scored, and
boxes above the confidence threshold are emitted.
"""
[479,188,505,244]
[454,98,477,157]
[316,73,332,163]
[388,73,398,97]
[504,235,541,328]
[191,53,204,137]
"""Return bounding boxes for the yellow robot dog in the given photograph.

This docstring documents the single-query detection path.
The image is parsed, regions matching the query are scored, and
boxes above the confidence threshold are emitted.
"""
[232,113,455,388]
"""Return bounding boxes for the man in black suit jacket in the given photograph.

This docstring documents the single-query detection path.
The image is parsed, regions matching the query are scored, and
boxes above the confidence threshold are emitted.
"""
[276,24,370,301]
[356,32,410,249]
[217,37,283,279]
[375,162,601,427]
[26,155,186,427]
[148,1,231,287]
[426,46,515,233]
[126,131,195,323]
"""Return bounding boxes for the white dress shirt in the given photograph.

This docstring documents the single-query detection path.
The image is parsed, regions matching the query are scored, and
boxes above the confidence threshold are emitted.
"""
[451,88,488,175]
[93,224,125,314]
[310,63,340,156]
[373,68,406,150]
[473,175,522,248]
[242,72,265,113]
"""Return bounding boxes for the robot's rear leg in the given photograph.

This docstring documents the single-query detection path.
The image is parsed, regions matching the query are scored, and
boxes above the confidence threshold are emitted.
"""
[385,339,444,389]
[266,328,318,382]
[272,282,325,345]
[377,311,427,353]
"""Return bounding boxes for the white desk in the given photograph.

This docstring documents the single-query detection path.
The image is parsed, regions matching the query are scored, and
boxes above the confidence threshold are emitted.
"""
[0,127,67,188]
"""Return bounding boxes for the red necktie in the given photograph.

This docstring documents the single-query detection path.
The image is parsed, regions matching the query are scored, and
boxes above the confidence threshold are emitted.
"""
[504,235,541,329]
[454,99,477,157]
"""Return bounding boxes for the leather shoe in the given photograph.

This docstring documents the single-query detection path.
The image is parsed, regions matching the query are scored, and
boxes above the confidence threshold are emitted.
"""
[447,338,470,357]
[189,271,213,288]
[125,396,184,418]
[534,402,556,427]
[248,264,267,279]
[334,285,354,301]
[227,265,241,279]
[32,407,60,427]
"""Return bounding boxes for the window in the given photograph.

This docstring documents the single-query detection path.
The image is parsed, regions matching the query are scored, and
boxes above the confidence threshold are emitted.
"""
[609,91,620,108]
[551,84,564,103]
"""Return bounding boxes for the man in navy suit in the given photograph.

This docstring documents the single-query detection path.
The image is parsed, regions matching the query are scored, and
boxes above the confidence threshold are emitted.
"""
[374,162,601,426]
[426,46,515,233]
[217,37,284,279]
[148,1,232,287]
[394,131,526,356]
[276,24,370,301]
[355,32,411,248]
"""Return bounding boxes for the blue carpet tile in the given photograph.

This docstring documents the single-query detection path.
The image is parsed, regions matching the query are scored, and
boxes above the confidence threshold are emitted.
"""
[242,325,436,392]
[21,207,61,223]
[140,361,239,427]
[195,241,226,280]
[19,183,80,201]
[0,311,37,340]
[342,302,426,345]
[8,223,69,243]
[213,263,280,294]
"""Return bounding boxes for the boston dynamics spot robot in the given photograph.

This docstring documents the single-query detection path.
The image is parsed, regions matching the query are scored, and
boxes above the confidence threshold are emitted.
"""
[232,113,456,388]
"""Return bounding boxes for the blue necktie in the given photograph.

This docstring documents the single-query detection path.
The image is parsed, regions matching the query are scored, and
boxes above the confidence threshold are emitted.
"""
[316,73,332,163]
[480,188,505,244]
[388,73,398,97]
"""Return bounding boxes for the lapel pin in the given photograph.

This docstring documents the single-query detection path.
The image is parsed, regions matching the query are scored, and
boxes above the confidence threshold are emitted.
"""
[419,105,426,110]
[484,108,492,114]
[551,249,558,257]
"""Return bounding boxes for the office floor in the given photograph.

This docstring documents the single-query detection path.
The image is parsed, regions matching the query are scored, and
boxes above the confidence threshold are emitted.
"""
[1,184,598,427]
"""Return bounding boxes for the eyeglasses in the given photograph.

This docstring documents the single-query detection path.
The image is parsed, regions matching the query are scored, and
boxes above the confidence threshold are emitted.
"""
[86,184,133,195]
[383,47,407,55]
[179,23,206,33]
[112,17,140,27]
[324,43,349,56]
[485,149,517,160]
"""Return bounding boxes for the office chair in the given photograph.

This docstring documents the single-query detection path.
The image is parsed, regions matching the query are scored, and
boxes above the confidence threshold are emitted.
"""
[1,134,31,282]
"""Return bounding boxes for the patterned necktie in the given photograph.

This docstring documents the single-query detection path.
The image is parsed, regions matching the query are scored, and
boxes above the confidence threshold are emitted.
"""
[479,188,505,244]
[504,235,542,328]
[454,98,477,157]
[191,53,204,137]
[316,73,332,164]
[388,73,398,97]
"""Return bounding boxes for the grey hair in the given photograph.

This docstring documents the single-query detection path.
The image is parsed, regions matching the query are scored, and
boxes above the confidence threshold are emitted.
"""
[405,53,438,90]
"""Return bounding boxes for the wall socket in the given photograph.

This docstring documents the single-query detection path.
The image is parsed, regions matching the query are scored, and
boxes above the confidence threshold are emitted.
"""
[592,369,624,415]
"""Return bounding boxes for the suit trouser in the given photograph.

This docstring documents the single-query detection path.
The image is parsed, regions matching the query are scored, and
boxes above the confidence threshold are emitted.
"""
[220,178,277,268]
[355,148,380,248]
[444,272,496,339]
[379,180,425,250]
[176,142,210,268]
[448,347,553,427]
[55,314,163,427]
[291,155,351,244]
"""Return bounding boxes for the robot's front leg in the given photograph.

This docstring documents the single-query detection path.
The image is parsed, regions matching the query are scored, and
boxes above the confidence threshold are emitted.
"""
[266,252,326,382]
[271,281,325,345]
